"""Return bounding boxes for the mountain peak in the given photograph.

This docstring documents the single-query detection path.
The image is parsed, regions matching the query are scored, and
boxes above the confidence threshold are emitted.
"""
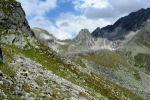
[74,29,91,41]
[91,27,101,37]
[92,8,150,40]
[79,29,90,34]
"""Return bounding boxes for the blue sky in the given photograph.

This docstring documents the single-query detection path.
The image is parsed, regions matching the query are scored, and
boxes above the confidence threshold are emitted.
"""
[17,0,150,40]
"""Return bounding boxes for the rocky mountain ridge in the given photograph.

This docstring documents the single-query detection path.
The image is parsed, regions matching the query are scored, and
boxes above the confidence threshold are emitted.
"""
[92,8,150,40]
[43,8,150,53]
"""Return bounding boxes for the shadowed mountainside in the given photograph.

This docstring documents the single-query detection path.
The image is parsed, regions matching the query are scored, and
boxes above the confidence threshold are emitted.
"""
[92,8,150,40]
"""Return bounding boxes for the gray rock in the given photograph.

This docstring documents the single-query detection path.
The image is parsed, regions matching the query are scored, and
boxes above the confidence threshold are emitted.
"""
[0,1,34,36]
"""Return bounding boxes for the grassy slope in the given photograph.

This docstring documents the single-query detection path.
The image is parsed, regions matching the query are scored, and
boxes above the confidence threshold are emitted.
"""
[0,62,15,78]
[1,43,143,100]
[134,53,150,72]
[79,50,141,81]
[82,50,129,69]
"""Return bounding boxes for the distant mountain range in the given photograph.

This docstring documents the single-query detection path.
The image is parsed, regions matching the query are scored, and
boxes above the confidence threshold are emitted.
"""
[32,8,150,53]
[92,8,150,40]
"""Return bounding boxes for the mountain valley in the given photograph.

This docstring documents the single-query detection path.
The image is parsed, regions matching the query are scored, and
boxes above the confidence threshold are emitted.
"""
[0,0,150,100]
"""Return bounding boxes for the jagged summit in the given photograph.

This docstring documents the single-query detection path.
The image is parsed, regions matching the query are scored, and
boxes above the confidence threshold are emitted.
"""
[92,8,150,40]
[69,29,94,51]
[73,29,91,42]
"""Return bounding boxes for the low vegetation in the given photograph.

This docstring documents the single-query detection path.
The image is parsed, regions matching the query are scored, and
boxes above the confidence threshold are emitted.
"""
[82,50,129,69]
[134,53,150,72]
[1,43,142,100]
[0,62,15,78]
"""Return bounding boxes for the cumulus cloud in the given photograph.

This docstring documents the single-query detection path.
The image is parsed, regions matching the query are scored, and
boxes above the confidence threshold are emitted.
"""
[74,0,150,19]
[17,0,57,17]
[17,0,111,40]
[74,0,110,9]
[29,13,110,40]
[17,0,150,40]
[55,13,110,39]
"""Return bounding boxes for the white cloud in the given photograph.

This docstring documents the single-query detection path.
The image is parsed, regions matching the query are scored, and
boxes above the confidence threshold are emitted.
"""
[17,0,150,40]
[109,0,150,13]
[74,0,150,20]
[74,0,110,9]
[17,0,111,40]
[17,0,57,17]
[55,13,111,39]
[29,13,110,40]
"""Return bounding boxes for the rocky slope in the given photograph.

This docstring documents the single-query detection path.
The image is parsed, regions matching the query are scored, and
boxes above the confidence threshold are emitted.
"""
[32,7,150,99]
[0,0,150,100]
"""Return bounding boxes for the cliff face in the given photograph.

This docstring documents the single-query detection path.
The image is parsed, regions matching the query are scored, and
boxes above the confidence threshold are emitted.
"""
[0,1,33,35]
[0,1,35,49]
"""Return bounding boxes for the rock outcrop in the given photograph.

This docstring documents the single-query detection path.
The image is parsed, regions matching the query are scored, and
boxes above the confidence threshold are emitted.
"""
[0,1,34,48]
[0,1,33,36]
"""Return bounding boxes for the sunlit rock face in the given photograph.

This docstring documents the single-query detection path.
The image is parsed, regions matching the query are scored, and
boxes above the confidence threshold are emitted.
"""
[91,38,119,51]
